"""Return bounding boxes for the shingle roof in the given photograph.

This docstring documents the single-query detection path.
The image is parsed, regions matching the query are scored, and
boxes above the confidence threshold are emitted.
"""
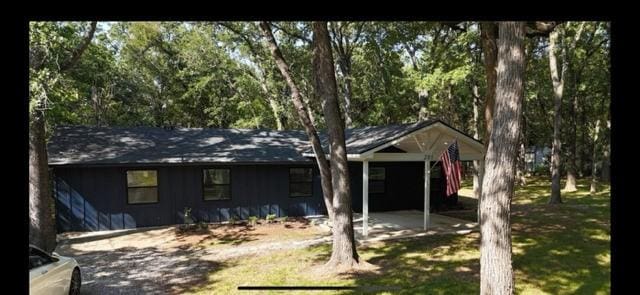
[307,119,439,155]
[48,126,312,165]
[48,119,470,166]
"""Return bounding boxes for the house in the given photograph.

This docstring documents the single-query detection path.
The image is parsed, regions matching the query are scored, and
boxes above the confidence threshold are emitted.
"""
[48,119,485,235]
[524,146,551,173]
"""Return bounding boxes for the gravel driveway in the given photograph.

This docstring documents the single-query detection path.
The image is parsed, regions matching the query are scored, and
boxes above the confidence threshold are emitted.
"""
[55,222,329,294]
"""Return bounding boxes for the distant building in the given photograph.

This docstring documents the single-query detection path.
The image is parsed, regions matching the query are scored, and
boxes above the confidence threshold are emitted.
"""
[525,146,551,172]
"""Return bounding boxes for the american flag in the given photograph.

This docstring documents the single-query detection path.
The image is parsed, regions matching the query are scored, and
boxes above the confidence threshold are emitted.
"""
[441,140,462,197]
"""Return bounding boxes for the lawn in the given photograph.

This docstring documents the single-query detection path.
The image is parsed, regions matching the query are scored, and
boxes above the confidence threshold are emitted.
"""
[188,176,610,294]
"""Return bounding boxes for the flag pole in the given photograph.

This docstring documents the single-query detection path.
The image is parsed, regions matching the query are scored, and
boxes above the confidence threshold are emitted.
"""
[429,140,454,171]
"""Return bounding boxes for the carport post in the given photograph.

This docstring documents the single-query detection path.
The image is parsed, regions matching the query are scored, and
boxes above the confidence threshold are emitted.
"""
[363,160,369,236]
[424,154,432,231]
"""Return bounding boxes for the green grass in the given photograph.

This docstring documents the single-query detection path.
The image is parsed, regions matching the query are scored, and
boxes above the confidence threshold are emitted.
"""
[187,176,610,294]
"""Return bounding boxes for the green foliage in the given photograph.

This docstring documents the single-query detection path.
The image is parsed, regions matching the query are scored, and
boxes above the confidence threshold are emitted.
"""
[248,216,258,226]
[30,21,609,176]
[265,214,276,223]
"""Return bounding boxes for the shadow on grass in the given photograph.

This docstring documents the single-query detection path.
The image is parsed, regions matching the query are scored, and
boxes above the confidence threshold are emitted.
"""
[300,234,480,294]
[300,176,610,294]
[511,177,610,294]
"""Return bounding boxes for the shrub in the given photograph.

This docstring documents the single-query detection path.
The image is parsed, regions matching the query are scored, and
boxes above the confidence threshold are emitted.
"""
[248,216,258,226]
[228,216,237,225]
[183,207,194,224]
[276,216,288,224]
[266,214,276,223]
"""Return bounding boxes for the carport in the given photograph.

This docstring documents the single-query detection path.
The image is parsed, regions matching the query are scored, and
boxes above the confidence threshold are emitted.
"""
[307,120,485,236]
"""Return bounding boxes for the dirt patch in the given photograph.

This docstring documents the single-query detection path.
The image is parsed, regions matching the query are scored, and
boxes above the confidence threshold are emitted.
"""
[55,218,328,294]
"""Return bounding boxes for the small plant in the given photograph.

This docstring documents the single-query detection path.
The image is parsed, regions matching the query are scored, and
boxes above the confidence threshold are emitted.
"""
[228,216,237,225]
[183,207,194,224]
[198,221,208,230]
[266,214,276,223]
[248,216,258,226]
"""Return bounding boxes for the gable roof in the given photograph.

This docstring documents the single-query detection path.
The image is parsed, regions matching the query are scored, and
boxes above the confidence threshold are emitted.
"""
[307,119,440,155]
[48,120,481,166]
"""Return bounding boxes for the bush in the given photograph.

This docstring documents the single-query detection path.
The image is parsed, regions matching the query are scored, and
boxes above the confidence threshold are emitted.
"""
[276,216,288,224]
[183,207,194,224]
[248,216,258,226]
[228,216,237,225]
[266,214,276,223]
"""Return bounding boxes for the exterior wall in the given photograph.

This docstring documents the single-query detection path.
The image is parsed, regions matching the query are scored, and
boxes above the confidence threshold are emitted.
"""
[52,161,449,233]
[350,161,448,213]
[53,164,324,232]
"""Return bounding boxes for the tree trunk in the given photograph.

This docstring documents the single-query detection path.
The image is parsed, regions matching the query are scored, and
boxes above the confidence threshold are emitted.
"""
[91,85,102,126]
[312,22,359,269]
[564,93,578,191]
[29,107,57,253]
[480,22,498,153]
[259,22,335,220]
[29,21,97,254]
[516,142,527,186]
[479,22,498,227]
[580,107,589,177]
[472,83,482,201]
[600,125,611,182]
[590,119,601,194]
[472,83,483,222]
[480,21,525,295]
[548,28,566,204]
[341,74,354,127]
[418,90,429,121]
[601,137,610,182]
[267,95,284,130]
[256,73,284,130]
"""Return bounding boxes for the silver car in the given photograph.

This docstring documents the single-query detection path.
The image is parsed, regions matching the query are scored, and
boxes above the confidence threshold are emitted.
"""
[29,244,81,295]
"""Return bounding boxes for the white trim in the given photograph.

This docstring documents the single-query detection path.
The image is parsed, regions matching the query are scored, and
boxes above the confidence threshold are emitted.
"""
[362,160,369,236]
[424,154,432,230]
[412,134,425,152]
[363,122,484,157]
[361,123,439,157]
[301,153,370,161]
[427,132,445,152]
[370,152,484,162]
[301,121,485,160]
[433,123,485,152]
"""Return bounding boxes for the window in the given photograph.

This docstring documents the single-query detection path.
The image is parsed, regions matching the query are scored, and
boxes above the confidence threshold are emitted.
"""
[29,246,55,270]
[369,167,386,194]
[290,168,312,197]
[126,170,158,204]
[203,169,231,200]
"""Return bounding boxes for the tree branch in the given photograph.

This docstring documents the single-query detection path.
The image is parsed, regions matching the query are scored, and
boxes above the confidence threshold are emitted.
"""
[440,21,466,32]
[60,21,97,73]
[525,21,562,37]
[270,22,312,44]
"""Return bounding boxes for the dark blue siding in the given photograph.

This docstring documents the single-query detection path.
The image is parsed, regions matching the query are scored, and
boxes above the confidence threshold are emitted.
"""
[53,162,445,233]
[53,164,326,232]
[350,161,448,213]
